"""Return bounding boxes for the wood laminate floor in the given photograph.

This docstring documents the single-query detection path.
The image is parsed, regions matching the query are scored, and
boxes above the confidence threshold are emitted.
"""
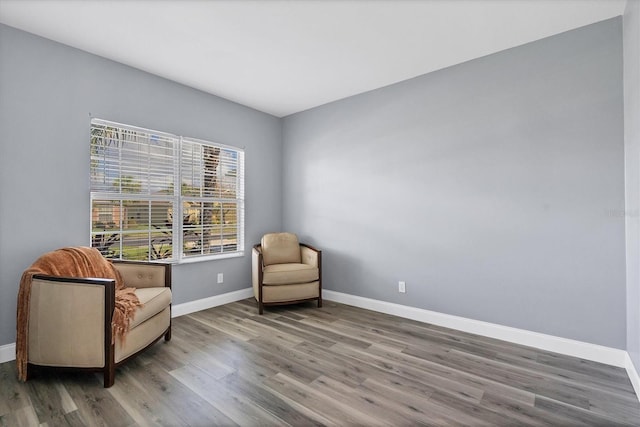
[1,299,639,426]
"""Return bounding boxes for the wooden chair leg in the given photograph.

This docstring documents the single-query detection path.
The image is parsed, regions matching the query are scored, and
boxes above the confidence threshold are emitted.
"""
[318,297,322,308]
[104,339,115,387]
[164,327,172,341]
[259,301,264,315]
[104,363,115,388]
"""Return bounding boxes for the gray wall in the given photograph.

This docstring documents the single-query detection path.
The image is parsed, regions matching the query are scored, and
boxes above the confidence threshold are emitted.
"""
[0,17,630,352]
[283,18,626,348]
[0,24,283,346]
[624,0,640,372]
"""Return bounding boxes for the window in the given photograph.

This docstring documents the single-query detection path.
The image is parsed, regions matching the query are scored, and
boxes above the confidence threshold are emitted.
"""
[90,118,244,262]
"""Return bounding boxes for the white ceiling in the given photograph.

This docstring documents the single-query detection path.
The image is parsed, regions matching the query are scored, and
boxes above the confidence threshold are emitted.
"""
[0,0,628,117]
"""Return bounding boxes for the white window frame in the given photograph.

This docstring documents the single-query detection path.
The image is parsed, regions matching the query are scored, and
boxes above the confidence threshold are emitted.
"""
[90,118,244,263]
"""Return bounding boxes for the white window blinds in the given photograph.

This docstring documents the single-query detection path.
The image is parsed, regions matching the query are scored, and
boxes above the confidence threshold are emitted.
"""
[90,118,244,262]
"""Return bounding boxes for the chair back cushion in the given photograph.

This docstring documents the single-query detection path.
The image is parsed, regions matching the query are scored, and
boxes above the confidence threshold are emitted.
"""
[261,232,301,266]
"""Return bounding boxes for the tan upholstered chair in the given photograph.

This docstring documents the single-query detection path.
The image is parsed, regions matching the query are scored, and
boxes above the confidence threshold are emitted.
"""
[252,232,322,314]
[26,260,171,387]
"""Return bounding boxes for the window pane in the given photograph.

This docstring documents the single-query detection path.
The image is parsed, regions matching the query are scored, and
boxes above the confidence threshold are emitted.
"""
[183,201,203,256]
[202,145,221,198]
[123,200,147,229]
[121,230,152,261]
[91,200,122,258]
[181,142,204,197]
[221,202,238,252]
[117,199,150,261]
[203,205,222,254]
[91,233,120,259]
[91,200,120,231]
[150,231,172,260]
[219,149,239,199]
[151,201,172,231]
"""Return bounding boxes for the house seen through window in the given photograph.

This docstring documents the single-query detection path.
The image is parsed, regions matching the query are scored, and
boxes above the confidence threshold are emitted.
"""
[90,118,245,262]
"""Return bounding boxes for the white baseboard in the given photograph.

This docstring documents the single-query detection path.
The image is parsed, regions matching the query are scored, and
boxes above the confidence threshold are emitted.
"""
[172,287,253,318]
[0,343,16,364]
[323,290,628,368]
[626,353,640,400]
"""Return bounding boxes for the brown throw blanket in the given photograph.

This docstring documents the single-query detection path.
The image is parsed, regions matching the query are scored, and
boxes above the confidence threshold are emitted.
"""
[16,247,141,382]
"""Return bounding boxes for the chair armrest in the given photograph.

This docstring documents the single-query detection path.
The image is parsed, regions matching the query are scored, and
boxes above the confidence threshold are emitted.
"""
[252,245,263,295]
[113,261,171,289]
[28,275,115,367]
[300,244,321,268]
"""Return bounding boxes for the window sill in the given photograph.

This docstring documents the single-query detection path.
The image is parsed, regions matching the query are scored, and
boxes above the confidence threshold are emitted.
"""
[176,251,244,264]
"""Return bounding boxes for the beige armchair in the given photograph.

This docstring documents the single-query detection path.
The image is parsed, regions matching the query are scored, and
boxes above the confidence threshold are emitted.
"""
[25,260,171,387]
[252,232,322,314]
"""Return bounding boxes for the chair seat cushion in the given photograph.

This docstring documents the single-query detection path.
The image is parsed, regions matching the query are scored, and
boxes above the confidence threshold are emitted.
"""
[116,307,170,363]
[263,263,319,285]
[130,287,172,329]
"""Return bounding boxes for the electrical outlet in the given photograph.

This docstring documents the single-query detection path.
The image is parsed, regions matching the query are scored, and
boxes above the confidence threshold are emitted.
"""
[398,281,406,293]
[217,273,224,284]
